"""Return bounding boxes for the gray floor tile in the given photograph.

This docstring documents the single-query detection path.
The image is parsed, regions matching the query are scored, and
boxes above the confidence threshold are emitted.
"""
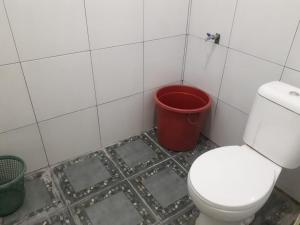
[130,159,191,219]
[3,170,63,225]
[106,134,168,177]
[86,192,142,225]
[3,131,300,225]
[161,206,199,225]
[117,140,156,167]
[64,157,111,192]
[252,189,300,225]
[72,181,156,225]
[53,151,123,204]
[143,169,187,208]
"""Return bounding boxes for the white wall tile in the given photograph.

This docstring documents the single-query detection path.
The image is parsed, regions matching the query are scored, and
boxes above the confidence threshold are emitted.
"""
[85,0,143,49]
[5,0,89,61]
[143,89,156,131]
[281,68,300,89]
[144,36,185,90]
[144,0,189,40]
[92,44,143,104]
[219,50,282,114]
[210,100,248,146]
[23,52,96,121]
[184,36,227,96]
[0,63,35,132]
[39,107,100,164]
[0,125,47,172]
[201,95,217,138]
[0,1,18,65]
[230,0,300,65]
[189,0,237,46]
[98,94,143,147]
[286,27,300,71]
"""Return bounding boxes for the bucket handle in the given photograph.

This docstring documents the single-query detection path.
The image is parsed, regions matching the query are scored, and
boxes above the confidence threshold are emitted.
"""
[186,113,202,127]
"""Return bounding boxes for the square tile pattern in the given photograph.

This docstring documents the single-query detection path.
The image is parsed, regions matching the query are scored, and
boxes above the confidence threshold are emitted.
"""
[130,159,191,219]
[2,131,300,225]
[53,151,123,204]
[72,181,156,225]
[106,134,168,177]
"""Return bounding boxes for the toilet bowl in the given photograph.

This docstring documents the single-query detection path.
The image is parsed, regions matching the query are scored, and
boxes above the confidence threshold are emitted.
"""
[187,82,300,225]
[187,145,281,225]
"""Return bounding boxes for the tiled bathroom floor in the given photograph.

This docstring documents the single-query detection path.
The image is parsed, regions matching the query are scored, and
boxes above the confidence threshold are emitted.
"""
[1,129,299,225]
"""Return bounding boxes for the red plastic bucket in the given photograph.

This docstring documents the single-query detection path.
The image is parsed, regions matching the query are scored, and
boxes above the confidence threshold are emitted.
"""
[155,85,211,151]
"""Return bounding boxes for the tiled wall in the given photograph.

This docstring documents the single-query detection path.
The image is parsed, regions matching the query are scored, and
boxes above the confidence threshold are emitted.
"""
[0,0,190,172]
[184,0,300,201]
[1,0,300,201]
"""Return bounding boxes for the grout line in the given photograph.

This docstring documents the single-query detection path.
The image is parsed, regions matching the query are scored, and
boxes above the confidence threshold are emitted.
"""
[0,84,175,136]
[188,33,286,68]
[185,0,193,36]
[82,0,103,147]
[180,0,193,82]
[226,0,239,49]
[38,105,97,124]
[101,147,162,222]
[99,91,143,105]
[284,66,300,74]
[280,20,300,80]
[172,157,189,173]
[20,49,89,64]
[0,122,36,135]
[144,34,186,43]
[142,0,146,131]
[0,60,19,67]
[214,0,240,117]
[216,98,249,116]
[127,179,161,222]
[159,202,195,224]
[181,35,189,82]
[228,46,285,67]
[0,34,186,69]
[92,40,143,52]
[2,0,51,167]
[144,133,172,158]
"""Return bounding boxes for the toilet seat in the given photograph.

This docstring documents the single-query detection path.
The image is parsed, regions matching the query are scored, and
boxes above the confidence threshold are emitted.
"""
[188,146,277,211]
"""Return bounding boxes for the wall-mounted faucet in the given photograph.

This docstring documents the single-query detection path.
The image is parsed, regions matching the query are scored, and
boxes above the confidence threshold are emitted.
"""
[205,33,220,44]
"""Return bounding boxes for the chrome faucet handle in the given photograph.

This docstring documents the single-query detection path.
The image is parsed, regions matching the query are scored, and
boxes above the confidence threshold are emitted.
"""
[205,33,220,44]
[205,33,214,41]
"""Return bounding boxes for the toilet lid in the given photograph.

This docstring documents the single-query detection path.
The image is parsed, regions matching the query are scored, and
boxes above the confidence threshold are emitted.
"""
[189,146,276,210]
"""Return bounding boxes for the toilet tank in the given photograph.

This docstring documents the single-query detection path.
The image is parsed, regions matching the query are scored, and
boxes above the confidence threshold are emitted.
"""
[244,81,300,169]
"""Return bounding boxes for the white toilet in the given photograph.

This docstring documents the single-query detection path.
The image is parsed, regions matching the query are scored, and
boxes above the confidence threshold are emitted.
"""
[188,81,300,225]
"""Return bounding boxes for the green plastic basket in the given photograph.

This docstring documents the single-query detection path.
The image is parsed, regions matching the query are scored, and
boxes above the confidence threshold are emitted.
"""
[0,155,26,217]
